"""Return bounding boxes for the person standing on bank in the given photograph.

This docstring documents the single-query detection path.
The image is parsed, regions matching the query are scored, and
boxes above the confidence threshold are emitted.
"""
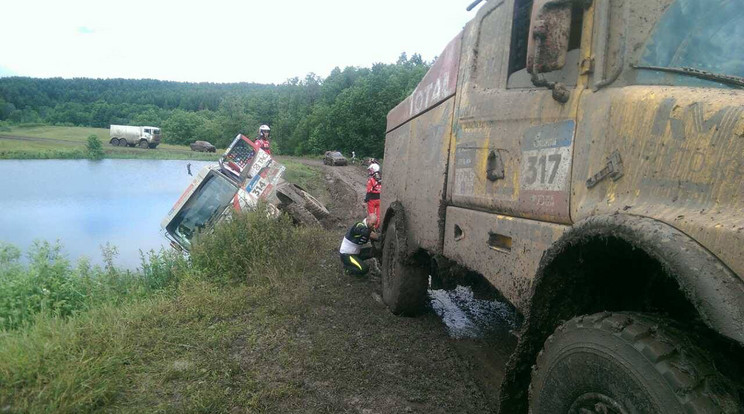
[255,124,271,155]
[339,214,379,276]
[364,163,382,229]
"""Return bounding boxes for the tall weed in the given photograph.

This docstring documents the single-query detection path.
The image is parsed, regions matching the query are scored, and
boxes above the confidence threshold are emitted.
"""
[0,241,187,331]
[189,206,326,285]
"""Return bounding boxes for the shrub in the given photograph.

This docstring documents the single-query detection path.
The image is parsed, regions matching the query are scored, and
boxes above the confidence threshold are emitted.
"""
[86,134,105,160]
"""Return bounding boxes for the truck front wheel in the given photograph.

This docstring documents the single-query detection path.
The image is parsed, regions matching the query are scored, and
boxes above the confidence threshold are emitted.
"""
[529,312,739,413]
[381,220,428,315]
[138,140,149,149]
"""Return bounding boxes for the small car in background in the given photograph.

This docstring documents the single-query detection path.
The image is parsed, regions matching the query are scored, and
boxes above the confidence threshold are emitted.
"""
[190,140,216,153]
[323,151,348,166]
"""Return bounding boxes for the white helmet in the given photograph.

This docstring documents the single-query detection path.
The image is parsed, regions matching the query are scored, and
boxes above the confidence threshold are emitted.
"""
[367,163,380,175]
[258,124,270,139]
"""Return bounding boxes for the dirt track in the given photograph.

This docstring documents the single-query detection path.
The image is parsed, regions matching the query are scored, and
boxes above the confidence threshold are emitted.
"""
[276,157,369,226]
[278,158,517,412]
[0,134,81,145]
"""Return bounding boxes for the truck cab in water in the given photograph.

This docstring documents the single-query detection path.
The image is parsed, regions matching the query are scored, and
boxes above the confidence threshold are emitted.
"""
[379,0,744,412]
[162,134,327,251]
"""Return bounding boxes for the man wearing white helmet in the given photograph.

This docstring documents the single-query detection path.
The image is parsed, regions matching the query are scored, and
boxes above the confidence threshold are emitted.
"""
[255,124,272,155]
[364,162,382,229]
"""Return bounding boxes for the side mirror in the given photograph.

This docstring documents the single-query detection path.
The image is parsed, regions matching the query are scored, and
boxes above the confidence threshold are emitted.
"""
[526,0,591,103]
[527,0,573,74]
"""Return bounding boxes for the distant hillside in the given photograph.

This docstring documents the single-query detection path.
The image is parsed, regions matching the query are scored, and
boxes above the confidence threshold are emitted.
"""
[0,54,430,157]
[0,77,270,113]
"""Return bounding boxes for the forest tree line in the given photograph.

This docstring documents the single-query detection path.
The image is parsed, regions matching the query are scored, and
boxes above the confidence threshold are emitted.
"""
[0,53,430,157]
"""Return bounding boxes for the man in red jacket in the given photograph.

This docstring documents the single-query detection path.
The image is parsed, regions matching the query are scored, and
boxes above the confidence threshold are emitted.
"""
[364,163,381,229]
[255,124,271,155]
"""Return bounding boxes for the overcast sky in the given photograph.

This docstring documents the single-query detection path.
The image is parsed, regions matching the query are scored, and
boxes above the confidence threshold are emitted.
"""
[1,0,483,84]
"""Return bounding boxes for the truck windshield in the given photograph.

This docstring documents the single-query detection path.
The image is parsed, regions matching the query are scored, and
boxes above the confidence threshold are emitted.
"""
[636,0,744,88]
[165,172,237,248]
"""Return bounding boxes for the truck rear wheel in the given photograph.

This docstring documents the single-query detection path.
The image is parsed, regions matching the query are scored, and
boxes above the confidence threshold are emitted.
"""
[118,139,128,147]
[529,312,739,414]
[300,190,329,219]
[284,203,320,227]
[138,140,149,149]
[381,220,428,315]
[110,138,119,146]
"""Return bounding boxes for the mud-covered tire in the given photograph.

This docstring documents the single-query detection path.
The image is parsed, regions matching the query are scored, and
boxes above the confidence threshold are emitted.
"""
[118,139,128,147]
[284,203,320,227]
[138,140,149,149]
[529,312,739,414]
[110,138,119,146]
[381,219,428,315]
[300,190,329,219]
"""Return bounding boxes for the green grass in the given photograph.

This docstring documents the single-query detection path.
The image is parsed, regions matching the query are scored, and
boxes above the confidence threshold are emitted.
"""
[0,211,492,413]
[0,125,220,161]
[280,159,332,207]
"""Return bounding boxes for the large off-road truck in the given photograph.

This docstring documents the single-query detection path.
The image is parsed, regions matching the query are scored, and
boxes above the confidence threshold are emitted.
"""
[109,125,161,148]
[379,0,744,412]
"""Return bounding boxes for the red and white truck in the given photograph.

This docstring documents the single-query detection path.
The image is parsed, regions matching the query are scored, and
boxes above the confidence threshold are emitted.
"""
[161,134,328,251]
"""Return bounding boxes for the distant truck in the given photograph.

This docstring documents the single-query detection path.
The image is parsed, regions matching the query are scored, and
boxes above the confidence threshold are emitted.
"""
[161,134,328,251]
[109,125,161,149]
[379,0,744,413]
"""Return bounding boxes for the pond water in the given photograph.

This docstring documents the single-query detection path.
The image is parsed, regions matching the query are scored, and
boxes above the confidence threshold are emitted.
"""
[0,159,212,269]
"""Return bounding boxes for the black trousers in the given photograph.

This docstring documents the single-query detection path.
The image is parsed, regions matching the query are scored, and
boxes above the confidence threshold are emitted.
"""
[340,247,374,276]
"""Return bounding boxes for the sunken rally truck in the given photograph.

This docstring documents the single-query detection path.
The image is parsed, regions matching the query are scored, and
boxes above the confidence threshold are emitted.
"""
[379,0,743,412]
[162,134,328,251]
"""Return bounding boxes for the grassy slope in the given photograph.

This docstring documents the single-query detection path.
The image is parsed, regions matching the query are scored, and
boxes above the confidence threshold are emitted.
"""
[0,214,491,413]
[0,126,219,161]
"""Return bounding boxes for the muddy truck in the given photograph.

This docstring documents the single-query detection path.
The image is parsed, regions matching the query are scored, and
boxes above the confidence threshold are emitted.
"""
[161,134,328,251]
[379,0,744,412]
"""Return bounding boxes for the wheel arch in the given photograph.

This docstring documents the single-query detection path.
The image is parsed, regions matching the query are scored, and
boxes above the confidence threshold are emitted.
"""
[499,214,744,412]
[381,201,426,262]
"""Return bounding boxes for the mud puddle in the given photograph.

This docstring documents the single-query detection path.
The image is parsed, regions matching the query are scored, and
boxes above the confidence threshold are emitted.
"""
[426,285,520,409]
[429,285,520,340]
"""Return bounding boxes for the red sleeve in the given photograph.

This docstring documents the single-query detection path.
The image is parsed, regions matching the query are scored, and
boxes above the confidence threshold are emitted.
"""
[366,177,374,193]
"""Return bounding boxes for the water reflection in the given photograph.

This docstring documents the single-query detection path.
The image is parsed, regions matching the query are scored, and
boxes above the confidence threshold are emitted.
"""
[0,159,212,268]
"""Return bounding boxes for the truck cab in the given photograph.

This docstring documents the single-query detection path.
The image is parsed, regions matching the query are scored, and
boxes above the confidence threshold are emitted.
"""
[380,0,744,412]
[162,134,327,251]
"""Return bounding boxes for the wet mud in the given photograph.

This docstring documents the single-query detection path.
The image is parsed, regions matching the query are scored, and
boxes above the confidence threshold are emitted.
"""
[290,158,519,411]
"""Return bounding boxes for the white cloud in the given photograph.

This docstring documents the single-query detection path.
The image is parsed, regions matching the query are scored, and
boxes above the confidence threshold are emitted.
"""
[1,0,481,83]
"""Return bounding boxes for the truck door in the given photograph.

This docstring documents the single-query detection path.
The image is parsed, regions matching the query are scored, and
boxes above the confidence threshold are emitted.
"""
[448,0,592,224]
